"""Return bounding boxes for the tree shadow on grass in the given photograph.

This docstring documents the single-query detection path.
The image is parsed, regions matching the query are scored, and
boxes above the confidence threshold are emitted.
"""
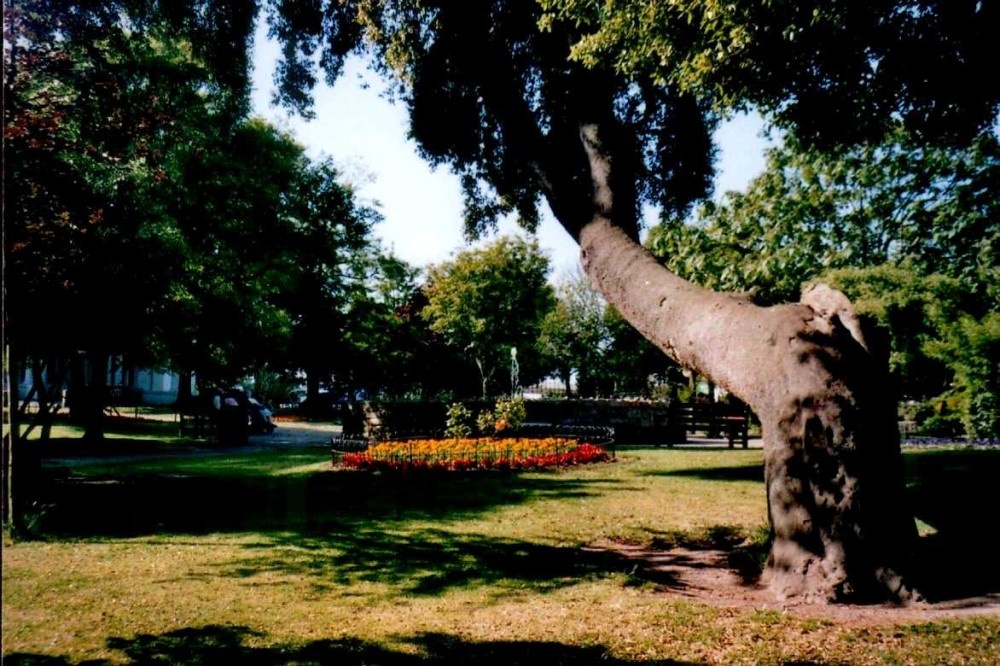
[3,624,697,665]
[217,524,680,596]
[26,467,664,597]
[32,467,620,539]
[643,447,1000,603]
[644,463,764,483]
[904,448,1000,603]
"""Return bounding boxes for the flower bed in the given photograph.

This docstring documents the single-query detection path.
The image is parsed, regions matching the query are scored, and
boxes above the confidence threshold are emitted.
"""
[340,437,611,472]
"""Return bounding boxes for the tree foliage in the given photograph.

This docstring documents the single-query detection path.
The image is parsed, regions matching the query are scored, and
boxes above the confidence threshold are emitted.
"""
[821,266,1000,439]
[537,270,607,395]
[647,131,1000,306]
[4,0,381,405]
[541,0,1000,148]
[422,236,555,397]
[5,0,252,361]
[267,0,719,239]
[646,131,999,437]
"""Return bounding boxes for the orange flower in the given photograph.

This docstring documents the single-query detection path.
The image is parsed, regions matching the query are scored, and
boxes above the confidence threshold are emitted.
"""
[341,436,609,472]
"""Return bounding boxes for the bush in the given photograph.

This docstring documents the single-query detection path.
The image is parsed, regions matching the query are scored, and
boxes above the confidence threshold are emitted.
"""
[474,396,527,435]
[445,402,473,439]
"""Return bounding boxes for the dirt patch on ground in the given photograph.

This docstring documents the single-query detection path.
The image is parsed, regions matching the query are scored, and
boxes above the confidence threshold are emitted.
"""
[586,540,1000,626]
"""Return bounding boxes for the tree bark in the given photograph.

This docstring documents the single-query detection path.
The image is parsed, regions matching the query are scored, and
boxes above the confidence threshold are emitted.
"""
[177,370,193,404]
[81,352,107,444]
[3,346,40,536]
[551,122,919,603]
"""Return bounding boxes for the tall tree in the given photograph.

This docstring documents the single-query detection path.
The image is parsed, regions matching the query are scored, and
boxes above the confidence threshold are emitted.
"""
[538,270,607,396]
[263,1,1000,601]
[5,1,256,421]
[280,163,382,404]
[159,119,380,394]
[3,0,255,528]
[539,270,673,397]
[422,236,555,397]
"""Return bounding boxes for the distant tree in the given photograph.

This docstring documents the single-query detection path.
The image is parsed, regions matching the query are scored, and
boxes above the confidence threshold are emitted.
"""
[279,157,381,403]
[926,313,1000,440]
[335,250,460,401]
[539,270,674,398]
[537,270,607,396]
[422,236,555,397]
[595,307,680,399]
[166,124,381,395]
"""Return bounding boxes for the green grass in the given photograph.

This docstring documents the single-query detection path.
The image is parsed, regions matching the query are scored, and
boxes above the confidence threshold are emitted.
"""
[4,438,1000,665]
[20,414,205,453]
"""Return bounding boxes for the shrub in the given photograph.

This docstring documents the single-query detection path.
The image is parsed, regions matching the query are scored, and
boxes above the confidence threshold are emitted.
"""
[445,402,473,438]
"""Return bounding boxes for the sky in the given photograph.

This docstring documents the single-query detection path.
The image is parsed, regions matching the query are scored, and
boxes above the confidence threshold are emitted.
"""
[249,26,772,278]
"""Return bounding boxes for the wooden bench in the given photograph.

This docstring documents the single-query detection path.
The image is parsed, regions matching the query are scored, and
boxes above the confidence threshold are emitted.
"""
[669,403,750,448]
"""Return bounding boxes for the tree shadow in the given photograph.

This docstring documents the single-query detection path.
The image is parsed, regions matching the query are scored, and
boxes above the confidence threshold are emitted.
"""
[904,448,1000,603]
[221,525,680,596]
[31,467,621,539]
[25,466,662,596]
[637,448,1000,603]
[3,624,696,665]
[642,463,764,483]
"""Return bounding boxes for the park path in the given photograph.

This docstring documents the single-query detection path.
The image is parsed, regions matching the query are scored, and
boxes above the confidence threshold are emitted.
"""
[40,418,341,468]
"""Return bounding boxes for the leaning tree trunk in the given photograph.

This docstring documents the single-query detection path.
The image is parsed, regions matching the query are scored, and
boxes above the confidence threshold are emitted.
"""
[558,124,919,603]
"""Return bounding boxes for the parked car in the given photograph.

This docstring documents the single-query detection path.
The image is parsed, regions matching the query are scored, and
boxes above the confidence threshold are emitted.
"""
[248,398,277,434]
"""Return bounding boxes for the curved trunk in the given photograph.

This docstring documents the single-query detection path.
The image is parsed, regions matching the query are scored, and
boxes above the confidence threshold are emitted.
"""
[549,123,919,603]
[579,217,917,601]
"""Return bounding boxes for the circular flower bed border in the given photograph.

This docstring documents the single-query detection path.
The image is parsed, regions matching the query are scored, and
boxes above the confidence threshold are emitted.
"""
[340,436,612,472]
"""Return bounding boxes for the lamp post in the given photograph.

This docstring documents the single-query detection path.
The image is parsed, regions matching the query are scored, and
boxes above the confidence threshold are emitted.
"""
[510,346,519,398]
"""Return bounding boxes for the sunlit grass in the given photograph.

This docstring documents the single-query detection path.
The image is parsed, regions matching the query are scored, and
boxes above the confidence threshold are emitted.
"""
[4,442,999,664]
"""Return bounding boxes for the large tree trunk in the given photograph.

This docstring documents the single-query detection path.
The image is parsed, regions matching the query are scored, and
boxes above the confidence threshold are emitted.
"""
[553,123,919,603]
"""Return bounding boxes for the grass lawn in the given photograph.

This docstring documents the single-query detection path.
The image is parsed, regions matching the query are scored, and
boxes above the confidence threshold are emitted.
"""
[3,433,1000,664]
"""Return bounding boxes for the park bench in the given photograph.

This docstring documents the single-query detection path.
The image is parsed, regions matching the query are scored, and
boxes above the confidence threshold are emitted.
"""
[104,385,143,417]
[175,395,216,438]
[669,403,750,448]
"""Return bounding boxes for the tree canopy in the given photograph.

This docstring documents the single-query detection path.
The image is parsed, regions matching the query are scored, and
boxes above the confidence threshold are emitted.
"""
[422,236,555,397]
[4,0,383,419]
[267,0,719,239]
[542,0,1000,148]
[647,131,1000,306]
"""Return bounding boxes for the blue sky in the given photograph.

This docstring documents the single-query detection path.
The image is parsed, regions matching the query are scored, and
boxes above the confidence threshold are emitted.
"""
[250,27,771,277]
